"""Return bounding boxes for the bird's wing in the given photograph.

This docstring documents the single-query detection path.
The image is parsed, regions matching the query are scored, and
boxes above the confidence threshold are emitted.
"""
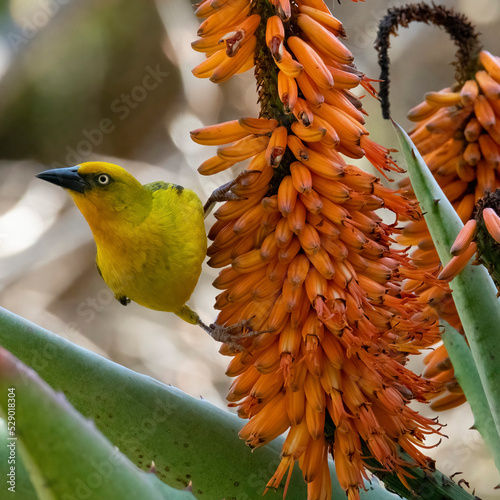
[144,181,185,195]
[144,180,204,218]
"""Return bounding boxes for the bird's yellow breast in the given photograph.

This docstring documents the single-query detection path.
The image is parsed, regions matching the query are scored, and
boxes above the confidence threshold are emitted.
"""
[84,183,206,313]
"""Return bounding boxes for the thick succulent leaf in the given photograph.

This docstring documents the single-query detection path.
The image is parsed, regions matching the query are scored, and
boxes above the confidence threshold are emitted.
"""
[442,323,500,473]
[0,419,38,499]
[0,347,193,500]
[0,307,402,500]
[394,120,500,445]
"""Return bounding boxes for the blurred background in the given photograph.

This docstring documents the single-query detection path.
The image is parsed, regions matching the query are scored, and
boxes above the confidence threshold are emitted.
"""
[0,0,499,497]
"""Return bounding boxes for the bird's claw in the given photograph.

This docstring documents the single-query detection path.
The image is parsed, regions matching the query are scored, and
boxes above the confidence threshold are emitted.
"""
[203,170,262,217]
[230,169,262,191]
[197,317,267,351]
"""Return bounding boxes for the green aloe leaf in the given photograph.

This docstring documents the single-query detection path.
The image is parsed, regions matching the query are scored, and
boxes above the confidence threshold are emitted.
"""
[0,419,38,499]
[0,347,194,500]
[442,323,500,472]
[0,307,478,499]
[393,120,500,456]
[0,306,402,500]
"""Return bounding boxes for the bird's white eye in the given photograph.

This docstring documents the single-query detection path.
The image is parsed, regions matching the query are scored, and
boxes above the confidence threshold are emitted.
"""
[96,174,110,185]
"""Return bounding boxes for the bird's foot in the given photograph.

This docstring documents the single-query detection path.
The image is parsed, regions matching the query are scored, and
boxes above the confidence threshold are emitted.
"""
[203,170,261,217]
[197,317,266,351]
[117,295,131,306]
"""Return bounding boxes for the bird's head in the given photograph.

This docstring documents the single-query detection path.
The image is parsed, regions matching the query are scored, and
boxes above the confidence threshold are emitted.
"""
[37,162,152,226]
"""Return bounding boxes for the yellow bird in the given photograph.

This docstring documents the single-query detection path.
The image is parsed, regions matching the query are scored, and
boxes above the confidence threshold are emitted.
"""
[37,161,251,345]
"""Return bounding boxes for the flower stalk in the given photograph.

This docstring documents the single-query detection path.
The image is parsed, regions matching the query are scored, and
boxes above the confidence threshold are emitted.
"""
[375,2,482,119]
[191,1,465,498]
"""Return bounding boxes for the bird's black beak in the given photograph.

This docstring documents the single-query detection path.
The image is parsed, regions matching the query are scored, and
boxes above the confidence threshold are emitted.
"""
[36,166,88,193]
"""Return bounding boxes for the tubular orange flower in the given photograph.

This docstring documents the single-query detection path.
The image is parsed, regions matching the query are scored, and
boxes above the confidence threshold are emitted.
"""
[482,207,500,244]
[192,1,444,498]
[376,4,500,411]
[438,191,500,292]
[400,49,500,408]
[450,219,477,255]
